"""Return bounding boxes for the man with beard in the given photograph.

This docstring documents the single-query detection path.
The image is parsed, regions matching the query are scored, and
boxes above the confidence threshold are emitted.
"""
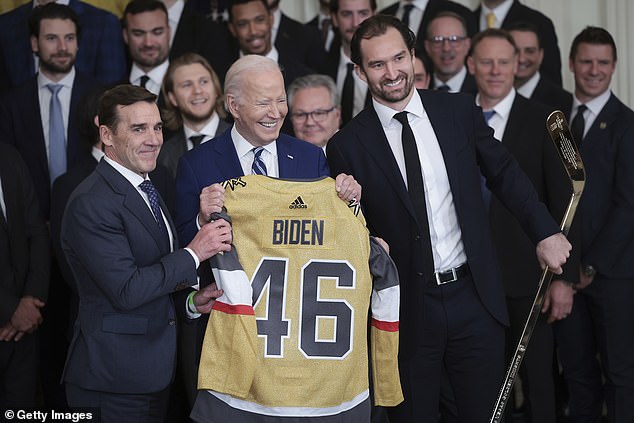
[326,15,573,422]
[0,3,98,410]
[158,53,231,177]
[122,0,171,104]
[424,12,476,95]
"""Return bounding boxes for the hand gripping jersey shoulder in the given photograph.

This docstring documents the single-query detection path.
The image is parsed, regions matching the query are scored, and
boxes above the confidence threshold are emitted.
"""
[198,175,402,418]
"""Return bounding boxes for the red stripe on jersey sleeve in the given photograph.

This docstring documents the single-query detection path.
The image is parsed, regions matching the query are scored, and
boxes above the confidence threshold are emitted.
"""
[371,318,399,332]
[212,301,255,316]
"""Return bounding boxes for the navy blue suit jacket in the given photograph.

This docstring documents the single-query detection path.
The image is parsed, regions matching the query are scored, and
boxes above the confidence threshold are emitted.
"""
[327,90,560,357]
[175,128,329,247]
[576,94,634,279]
[0,0,126,92]
[61,159,198,394]
[0,71,98,219]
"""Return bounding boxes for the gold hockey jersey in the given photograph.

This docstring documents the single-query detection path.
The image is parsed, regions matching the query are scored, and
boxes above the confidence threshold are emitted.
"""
[198,175,402,418]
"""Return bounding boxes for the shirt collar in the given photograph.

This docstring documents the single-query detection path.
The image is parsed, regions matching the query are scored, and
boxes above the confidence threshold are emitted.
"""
[434,66,466,93]
[91,146,105,162]
[516,71,540,98]
[103,156,147,188]
[33,0,69,6]
[130,60,170,86]
[230,124,278,160]
[481,0,513,24]
[476,88,516,121]
[183,112,219,143]
[573,88,611,118]
[239,46,279,62]
[373,89,425,129]
[38,67,75,89]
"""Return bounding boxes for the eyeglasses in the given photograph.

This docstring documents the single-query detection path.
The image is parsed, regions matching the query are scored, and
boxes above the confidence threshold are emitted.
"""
[290,107,336,122]
[427,35,468,48]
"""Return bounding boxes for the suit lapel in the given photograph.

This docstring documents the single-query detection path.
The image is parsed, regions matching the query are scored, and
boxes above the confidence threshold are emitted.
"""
[97,161,171,254]
[357,107,418,221]
[24,79,49,182]
[214,130,245,178]
[277,135,299,178]
[583,94,618,154]
[501,96,524,152]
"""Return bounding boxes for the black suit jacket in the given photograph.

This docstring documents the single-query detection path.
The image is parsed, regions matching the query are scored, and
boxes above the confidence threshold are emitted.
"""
[489,94,578,297]
[381,0,478,51]
[327,89,560,358]
[0,72,98,219]
[0,144,49,324]
[474,0,562,86]
[576,94,634,279]
[275,13,327,73]
[157,118,231,177]
[530,75,572,114]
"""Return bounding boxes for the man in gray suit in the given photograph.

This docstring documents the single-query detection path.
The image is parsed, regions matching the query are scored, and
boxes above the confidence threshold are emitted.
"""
[61,85,232,423]
[158,53,231,177]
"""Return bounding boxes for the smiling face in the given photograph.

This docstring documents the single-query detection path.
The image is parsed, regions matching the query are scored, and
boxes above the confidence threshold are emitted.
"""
[291,86,340,148]
[509,29,543,86]
[357,27,415,111]
[332,0,374,49]
[227,68,287,147]
[101,101,163,177]
[228,0,273,55]
[31,18,78,79]
[167,62,218,127]
[468,35,517,109]
[123,9,170,72]
[424,15,470,82]
[570,42,615,104]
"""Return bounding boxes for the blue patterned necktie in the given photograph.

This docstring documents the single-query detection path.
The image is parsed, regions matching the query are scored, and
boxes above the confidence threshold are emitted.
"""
[47,84,67,184]
[139,180,169,247]
[481,109,496,210]
[251,147,268,175]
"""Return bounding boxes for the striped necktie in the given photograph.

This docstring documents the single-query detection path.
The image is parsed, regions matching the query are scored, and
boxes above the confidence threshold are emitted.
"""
[251,147,268,175]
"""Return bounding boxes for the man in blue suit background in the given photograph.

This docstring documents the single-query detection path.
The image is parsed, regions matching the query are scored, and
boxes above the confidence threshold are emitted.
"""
[327,15,572,423]
[174,55,361,402]
[61,85,233,423]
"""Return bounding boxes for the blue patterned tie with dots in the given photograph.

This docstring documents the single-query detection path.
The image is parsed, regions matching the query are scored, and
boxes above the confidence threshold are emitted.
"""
[139,180,167,232]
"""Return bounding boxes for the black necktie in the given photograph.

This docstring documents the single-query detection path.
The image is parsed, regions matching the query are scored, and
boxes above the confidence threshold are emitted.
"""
[571,104,587,147]
[341,63,355,126]
[189,134,205,149]
[401,4,415,28]
[394,111,435,278]
[436,84,450,92]
[139,75,150,89]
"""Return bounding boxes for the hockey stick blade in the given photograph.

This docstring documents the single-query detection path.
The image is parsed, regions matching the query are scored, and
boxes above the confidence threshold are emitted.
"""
[489,110,585,423]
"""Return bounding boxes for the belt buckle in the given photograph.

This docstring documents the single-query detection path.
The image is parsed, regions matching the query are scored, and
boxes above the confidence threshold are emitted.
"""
[435,267,458,285]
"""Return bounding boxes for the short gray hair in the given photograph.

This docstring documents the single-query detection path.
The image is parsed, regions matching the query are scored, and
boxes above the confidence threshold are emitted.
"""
[224,55,282,108]
[287,74,339,110]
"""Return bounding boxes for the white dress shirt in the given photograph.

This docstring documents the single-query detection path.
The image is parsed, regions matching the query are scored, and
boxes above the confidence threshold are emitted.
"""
[397,0,428,35]
[571,88,611,139]
[166,0,184,47]
[38,68,75,163]
[433,66,467,93]
[479,0,513,29]
[130,60,170,96]
[373,92,467,271]
[183,113,220,150]
[476,88,516,142]
[231,125,280,178]
[516,71,541,99]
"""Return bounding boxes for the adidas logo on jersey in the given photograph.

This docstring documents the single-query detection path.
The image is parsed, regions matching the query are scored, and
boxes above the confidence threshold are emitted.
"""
[289,196,308,209]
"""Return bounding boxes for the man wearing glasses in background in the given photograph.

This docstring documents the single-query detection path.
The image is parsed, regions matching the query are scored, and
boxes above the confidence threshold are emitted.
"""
[287,74,341,154]
[424,11,477,95]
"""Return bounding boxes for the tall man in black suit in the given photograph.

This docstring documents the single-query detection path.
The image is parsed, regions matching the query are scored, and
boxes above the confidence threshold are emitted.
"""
[159,53,231,177]
[474,0,562,86]
[326,15,572,423]
[467,28,577,423]
[551,27,634,423]
[61,85,232,423]
[220,0,312,86]
[0,3,97,219]
[424,12,476,95]
[508,22,572,113]
[380,0,477,52]
[0,144,49,408]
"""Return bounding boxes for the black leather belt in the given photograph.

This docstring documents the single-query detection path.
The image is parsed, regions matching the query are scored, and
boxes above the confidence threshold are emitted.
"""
[434,263,470,285]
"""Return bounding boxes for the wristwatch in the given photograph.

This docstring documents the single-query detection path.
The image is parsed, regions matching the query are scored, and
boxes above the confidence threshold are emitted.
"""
[581,263,596,277]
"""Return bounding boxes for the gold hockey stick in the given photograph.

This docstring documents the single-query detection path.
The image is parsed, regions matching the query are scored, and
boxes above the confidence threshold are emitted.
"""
[490,110,586,423]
